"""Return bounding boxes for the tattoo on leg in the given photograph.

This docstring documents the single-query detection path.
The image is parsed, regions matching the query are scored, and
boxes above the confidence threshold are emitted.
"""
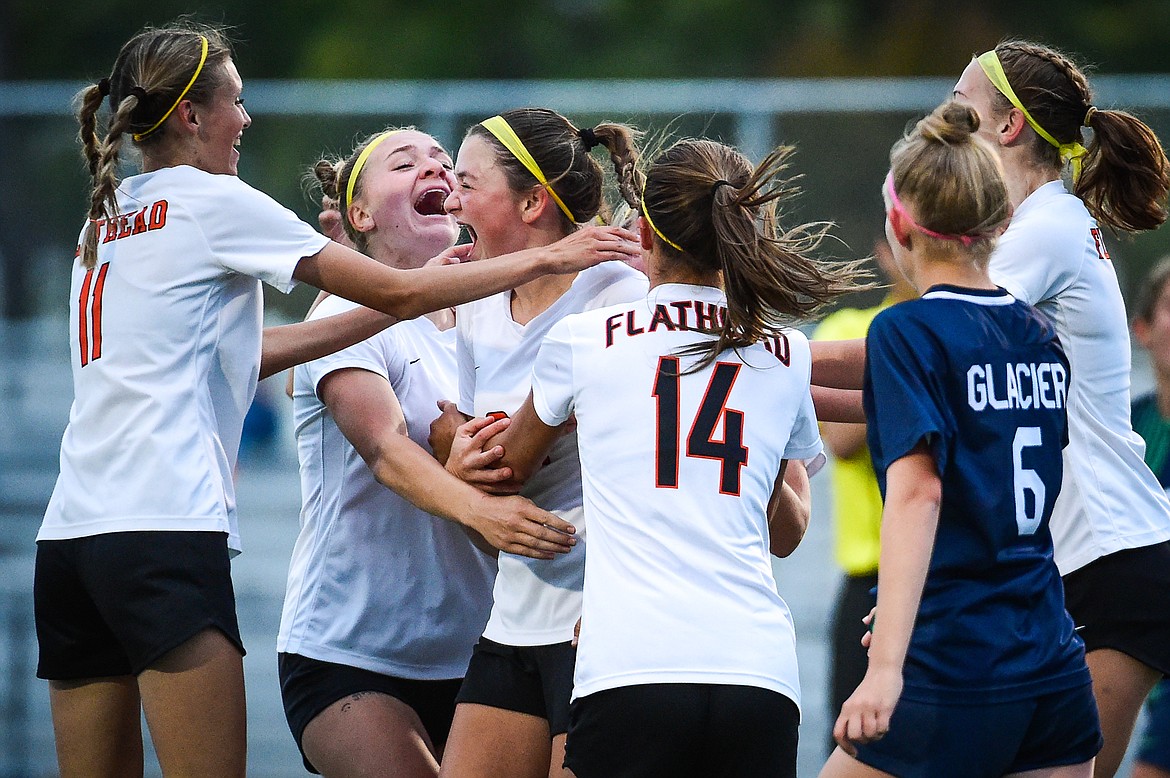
[340,690,379,714]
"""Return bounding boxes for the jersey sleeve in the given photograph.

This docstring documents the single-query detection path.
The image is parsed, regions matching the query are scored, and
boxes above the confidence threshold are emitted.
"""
[781,331,825,466]
[863,309,951,483]
[455,305,476,415]
[988,209,1080,306]
[204,178,329,293]
[300,297,391,400]
[530,317,576,427]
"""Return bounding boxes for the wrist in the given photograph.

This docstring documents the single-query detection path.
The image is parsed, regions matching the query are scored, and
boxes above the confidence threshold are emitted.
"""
[452,490,485,530]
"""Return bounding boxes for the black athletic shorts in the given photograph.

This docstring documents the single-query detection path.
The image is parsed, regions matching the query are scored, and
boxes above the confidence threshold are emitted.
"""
[455,637,576,736]
[34,530,244,680]
[278,652,463,774]
[1062,540,1170,676]
[564,683,799,778]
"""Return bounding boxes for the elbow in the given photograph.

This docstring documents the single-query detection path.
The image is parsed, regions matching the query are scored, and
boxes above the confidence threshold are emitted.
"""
[769,513,809,558]
[903,478,942,517]
[500,456,537,489]
[372,283,425,320]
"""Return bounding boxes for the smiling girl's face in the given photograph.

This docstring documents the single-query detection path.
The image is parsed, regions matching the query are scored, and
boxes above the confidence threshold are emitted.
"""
[445,134,530,260]
[349,130,459,265]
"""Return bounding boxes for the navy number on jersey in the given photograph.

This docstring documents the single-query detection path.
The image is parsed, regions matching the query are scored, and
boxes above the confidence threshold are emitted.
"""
[652,356,749,495]
[78,262,111,367]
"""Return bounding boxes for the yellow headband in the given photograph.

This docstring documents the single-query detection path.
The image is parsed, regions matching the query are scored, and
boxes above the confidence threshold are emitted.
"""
[977,50,1089,182]
[343,130,404,211]
[480,115,576,223]
[133,36,209,142]
[640,178,684,252]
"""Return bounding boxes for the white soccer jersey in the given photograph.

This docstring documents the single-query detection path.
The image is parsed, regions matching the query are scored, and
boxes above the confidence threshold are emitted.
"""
[990,180,1170,574]
[279,297,496,679]
[39,166,328,552]
[456,261,648,645]
[530,284,822,707]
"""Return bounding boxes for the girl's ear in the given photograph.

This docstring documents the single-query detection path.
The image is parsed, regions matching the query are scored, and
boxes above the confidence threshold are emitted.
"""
[348,200,375,235]
[1000,107,1028,145]
[887,209,913,251]
[638,216,655,250]
[519,185,552,225]
[1133,315,1152,350]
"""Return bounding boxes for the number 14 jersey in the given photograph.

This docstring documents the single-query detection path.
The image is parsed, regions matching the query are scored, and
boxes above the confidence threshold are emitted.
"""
[531,283,822,708]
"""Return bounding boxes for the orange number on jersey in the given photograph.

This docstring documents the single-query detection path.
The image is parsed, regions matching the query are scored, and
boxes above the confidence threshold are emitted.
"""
[1090,228,1110,261]
[78,262,110,367]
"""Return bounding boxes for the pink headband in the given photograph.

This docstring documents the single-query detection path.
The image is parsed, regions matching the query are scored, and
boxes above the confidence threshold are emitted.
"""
[884,171,983,247]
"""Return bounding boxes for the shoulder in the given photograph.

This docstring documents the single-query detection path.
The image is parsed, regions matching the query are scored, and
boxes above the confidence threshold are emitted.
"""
[996,184,1093,265]
[866,300,945,357]
[307,294,363,322]
[456,290,508,320]
[576,261,649,306]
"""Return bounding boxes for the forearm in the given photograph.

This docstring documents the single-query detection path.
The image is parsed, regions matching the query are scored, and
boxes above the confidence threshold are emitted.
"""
[820,421,869,459]
[868,469,941,675]
[491,400,562,485]
[260,307,393,380]
[767,461,811,557]
[812,386,866,424]
[296,242,554,322]
[367,433,494,530]
[810,338,866,390]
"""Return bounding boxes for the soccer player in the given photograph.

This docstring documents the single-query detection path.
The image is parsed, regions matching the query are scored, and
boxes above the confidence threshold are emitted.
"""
[35,22,638,776]
[952,42,1170,777]
[1128,257,1170,778]
[278,128,583,777]
[451,136,859,777]
[432,109,649,778]
[820,101,1100,778]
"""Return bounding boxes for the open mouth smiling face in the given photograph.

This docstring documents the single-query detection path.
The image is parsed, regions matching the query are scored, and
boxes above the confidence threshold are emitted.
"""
[414,187,450,217]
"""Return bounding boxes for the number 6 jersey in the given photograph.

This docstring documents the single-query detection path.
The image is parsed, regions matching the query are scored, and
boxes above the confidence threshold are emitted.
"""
[863,284,1090,704]
[530,283,822,709]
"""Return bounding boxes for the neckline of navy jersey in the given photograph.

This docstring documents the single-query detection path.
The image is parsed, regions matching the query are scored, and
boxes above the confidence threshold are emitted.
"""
[921,284,1015,306]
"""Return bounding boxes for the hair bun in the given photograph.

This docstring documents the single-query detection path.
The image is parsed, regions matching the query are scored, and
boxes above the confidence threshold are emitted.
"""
[917,101,980,145]
[312,159,342,200]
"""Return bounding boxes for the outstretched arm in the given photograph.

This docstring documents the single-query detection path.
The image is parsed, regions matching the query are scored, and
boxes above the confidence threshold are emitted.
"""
[261,305,391,380]
[810,338,867,390]
[321,367,576,559]
[294,226,640,322]
[833,442,940,756]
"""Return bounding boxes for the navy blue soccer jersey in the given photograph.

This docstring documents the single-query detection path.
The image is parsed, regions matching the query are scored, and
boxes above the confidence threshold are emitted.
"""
[863,285,1090,704]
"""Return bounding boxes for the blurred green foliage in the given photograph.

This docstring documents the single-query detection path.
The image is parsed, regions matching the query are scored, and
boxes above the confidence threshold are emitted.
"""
[2,1,1168,319]
[4,0,1169,80]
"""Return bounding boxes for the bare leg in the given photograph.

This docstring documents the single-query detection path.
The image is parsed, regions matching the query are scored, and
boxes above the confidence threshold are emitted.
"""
[303,690,440,778]
[817,746,896,778]
[49,675,144,778]
[1086,648,1162,778]
[439,703,551,778]
[1007,759,1094,778]
[138,628,247,777]
[549,733,569,778]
